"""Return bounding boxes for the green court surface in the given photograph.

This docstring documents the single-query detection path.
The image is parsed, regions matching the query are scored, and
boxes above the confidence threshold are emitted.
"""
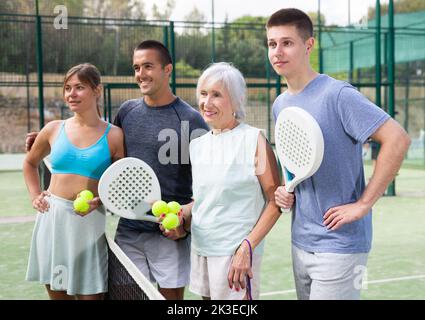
[0,164,424,300]
[0,171,34,217]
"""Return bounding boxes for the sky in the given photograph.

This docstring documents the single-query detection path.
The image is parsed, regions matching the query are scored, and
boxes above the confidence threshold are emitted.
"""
[144,0,383,26]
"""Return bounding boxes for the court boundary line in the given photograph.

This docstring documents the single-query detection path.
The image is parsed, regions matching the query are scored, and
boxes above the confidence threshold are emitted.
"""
[260,274,425,297]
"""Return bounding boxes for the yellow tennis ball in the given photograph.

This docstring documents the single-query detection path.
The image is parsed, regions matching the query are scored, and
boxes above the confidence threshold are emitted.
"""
[162,213,180,230]
[167,201,181,215]
[152,200,169,217]
[73,197,90,214]
[79,190,94,201]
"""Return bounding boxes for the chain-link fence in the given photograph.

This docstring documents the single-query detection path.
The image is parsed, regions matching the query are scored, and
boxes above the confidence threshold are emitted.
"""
[0,11,424,170]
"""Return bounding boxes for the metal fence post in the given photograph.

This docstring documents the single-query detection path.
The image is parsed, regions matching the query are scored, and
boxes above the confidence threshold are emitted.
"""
[387,0,396,196]
[35,0,44,129]
[266,54,271,142]
[107,86,112,123]
[103,84,108,121]
[211,0,215,62]
[375,0,382,110]
[35,0,47,189]
[318,0,323,74]
[349,41,354,83]
[163,25,169,48]
[170,21,176,94]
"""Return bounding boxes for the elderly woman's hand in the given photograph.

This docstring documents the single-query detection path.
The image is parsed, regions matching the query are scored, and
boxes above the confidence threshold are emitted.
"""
[227,241,253,292]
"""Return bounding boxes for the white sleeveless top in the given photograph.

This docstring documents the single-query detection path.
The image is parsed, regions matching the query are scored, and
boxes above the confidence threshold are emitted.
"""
[189,123,266,256]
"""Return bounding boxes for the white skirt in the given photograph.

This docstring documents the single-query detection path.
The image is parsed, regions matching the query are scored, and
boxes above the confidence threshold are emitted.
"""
[26,193,107,295]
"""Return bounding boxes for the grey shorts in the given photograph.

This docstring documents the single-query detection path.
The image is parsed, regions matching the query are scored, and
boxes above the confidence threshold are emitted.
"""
[292,244,369,300]
[115,224,190,289]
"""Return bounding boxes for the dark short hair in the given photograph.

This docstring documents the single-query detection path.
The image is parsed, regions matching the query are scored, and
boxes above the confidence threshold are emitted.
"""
[134,40,172,67]
[266,8,313,41]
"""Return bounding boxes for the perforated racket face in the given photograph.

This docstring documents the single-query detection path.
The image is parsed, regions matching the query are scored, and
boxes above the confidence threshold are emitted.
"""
[276,118,314,170]
[98,158,161,221]
[108,166,154,211]
[275,107,324,192]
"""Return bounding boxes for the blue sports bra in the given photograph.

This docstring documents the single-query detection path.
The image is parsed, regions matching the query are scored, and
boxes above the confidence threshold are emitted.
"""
[50,121,112,180]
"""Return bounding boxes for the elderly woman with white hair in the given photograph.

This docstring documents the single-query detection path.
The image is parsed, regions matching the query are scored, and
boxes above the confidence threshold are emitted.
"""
[184,62,281,300]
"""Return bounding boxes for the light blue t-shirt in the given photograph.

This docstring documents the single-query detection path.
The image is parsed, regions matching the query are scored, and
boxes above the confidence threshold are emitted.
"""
[273,74,390,254]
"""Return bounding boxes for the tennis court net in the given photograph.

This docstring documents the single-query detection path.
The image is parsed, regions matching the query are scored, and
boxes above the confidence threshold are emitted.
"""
[105,235,165,300]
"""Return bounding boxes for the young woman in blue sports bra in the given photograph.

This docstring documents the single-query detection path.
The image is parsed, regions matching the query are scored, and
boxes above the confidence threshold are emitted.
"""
[23,63,124,299]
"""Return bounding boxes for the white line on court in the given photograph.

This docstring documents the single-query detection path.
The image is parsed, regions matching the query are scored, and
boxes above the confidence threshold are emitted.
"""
[260,274,425,297]
[366,274,425,284]
[261,289,296,296]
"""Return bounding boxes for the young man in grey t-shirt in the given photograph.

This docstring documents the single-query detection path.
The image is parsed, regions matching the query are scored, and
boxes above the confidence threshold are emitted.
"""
[267,8,410,299]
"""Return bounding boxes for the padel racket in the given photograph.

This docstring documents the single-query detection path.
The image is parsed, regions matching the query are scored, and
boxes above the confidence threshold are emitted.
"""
[98,157,161,222]
[275,107,324,212]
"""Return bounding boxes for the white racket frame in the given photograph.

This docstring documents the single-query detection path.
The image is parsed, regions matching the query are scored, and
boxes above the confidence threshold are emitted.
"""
[275,107,324,211]
[98,157,161,222]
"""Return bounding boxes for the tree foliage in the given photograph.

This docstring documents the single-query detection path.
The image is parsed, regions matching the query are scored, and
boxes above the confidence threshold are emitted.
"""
[308,12,326,27]
[0,2,349,80]
[152,0,175,20]
[367,0,425,20]
[184,5,206,23]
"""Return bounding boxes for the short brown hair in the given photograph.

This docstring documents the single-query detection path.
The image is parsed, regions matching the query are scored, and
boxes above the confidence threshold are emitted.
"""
[266,8,313,41]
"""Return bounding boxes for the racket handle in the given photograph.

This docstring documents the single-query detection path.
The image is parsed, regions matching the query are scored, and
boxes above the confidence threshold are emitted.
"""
[280,207,292,214]
[280,187,294,214]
